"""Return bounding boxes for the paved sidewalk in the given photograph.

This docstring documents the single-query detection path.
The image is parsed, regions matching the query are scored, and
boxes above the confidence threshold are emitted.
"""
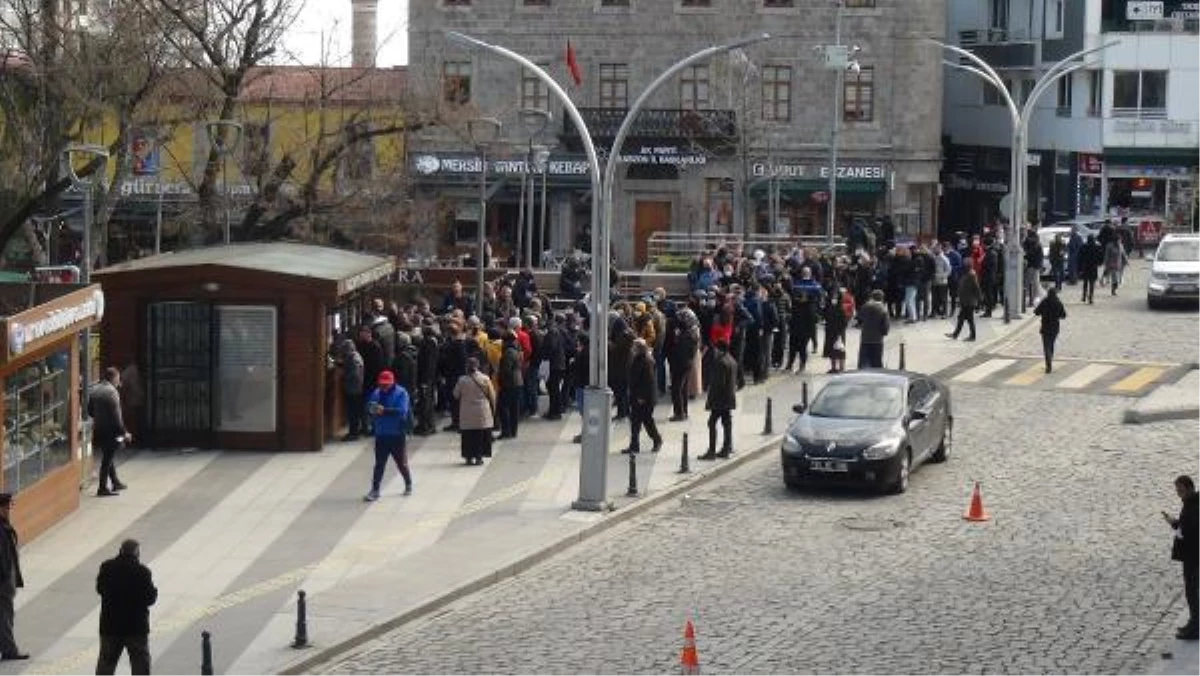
[3,310,1034,676]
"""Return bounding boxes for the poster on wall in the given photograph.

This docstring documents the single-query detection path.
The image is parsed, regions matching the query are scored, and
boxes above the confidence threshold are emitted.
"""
[707,179,734,233]
[130,127,160,176]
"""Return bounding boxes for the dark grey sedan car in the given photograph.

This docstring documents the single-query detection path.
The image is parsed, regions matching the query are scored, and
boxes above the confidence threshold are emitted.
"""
[780,370,952,494]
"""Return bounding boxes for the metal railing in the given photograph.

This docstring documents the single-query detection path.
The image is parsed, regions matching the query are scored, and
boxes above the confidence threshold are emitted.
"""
[1111,107,1168,119]
[561,108,737,140]
[643,232,841,270]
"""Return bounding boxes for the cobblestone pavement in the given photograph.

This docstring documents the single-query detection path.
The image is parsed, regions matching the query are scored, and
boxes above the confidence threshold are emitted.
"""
[319,266,1198,676]
[998,259,1198,365]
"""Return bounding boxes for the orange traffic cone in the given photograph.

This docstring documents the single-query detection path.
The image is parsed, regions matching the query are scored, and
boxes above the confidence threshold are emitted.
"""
[963,481,991,522]
[680,619,700,675]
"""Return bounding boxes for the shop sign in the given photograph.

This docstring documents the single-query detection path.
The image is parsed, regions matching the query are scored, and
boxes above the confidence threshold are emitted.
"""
[1107,165,1195,178]
[339,261,398,296]
[616,145,708,166]
[1079,154,1104,174]
[750,162,887,180]
[945,174,1009,193]
[5,286,105,360]
[413,154,591,177]
[66,178,257,198]
[1114,119,1194,134]
[1124,0,1198,19]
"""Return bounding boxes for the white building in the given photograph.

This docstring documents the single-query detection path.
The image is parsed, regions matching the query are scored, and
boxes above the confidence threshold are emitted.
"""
[941,0,1198,235]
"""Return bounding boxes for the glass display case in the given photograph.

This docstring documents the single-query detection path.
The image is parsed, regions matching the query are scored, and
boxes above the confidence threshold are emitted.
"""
[3,349,71,493]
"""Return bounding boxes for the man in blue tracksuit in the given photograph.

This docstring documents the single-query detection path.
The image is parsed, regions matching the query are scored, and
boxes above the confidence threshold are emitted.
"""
[364,370,413,501]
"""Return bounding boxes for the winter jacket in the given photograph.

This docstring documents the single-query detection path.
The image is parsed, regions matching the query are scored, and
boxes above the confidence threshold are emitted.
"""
[97,553,157,637]
[705,349,738,412]
[367,384,411,437]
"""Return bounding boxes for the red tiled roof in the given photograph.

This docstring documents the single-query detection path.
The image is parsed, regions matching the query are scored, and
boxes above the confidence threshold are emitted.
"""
[239,66,407,104]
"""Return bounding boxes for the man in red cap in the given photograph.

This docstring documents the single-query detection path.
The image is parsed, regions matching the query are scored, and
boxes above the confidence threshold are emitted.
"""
[364,370,413,501]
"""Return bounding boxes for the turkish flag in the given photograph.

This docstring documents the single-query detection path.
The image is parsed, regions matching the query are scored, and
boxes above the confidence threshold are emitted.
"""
[566,40,583,87]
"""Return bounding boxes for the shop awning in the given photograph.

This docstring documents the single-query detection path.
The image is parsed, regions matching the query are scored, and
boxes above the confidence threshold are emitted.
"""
[1103,148,1199,167]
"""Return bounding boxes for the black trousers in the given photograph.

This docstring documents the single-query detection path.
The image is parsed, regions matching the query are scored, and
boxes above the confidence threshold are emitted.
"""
[669,361,691,418]
[628,401,661,452]
[857,342,884,370]
[1041,332,1058,369]
[951,305,977,339]
[96,634,150,675]
[1081,278,1096,303]
[416,384,436,433]
[772,324,788,366]
[97,443,122,493]
[546,369,565,418]
[932,284,948,317]
[1184,561,1199,628]
[707,409,732,453]
[344,392,365,437]
[787,324,815,370]
[498,388,521,438]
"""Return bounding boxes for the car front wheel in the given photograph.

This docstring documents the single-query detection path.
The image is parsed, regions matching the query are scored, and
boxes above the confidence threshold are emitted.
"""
[888,450,911,494]
[932,418,952,463]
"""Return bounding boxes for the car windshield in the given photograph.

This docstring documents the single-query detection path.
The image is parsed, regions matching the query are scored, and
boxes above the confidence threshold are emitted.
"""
[808,383,904,420]
[1039,230,1065,248]
[1157,240,1200,262]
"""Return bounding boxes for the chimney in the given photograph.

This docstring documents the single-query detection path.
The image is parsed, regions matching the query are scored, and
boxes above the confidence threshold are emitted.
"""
[351,0,378,68]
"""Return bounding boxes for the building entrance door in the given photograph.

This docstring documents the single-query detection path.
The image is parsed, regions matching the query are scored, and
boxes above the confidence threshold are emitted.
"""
[146,301,214,447]
[634,200,672,267]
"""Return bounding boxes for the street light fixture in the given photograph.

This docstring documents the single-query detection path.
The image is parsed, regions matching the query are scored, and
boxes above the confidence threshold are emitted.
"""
[518,108,551,269]
[467,116,503,310]
[532,143,553,266]
[63,143,109,426]
[931,39,1118,322]
[447,30,605,511]
[206,120,243,245]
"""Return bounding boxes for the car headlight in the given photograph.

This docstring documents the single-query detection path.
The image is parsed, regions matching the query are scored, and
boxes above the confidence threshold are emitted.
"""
[782,434,802,455]
[861,439,901,460]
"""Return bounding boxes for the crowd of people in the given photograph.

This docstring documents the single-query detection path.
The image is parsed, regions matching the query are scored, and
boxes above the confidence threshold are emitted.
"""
[330,218,1147,498]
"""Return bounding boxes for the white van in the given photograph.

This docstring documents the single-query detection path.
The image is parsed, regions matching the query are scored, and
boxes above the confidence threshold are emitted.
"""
[1147,233,1200,309]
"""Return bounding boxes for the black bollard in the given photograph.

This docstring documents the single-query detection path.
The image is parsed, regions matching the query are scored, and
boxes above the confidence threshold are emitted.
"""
[292,590,310,649]
[802,381,809,408]
[678,432,690,474]
[899,342,907,370]
[626,450,639,497]
[763,397,773,435]
[201,631,214,676]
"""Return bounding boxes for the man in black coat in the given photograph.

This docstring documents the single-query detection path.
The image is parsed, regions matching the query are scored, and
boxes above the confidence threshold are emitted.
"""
[413,326,440,436]
[0,494,27,661]
[1165,475,1199,641]
[699,339,738,460]
[621,339,662,455]
[96,539,157,675]
[541,315,567,420]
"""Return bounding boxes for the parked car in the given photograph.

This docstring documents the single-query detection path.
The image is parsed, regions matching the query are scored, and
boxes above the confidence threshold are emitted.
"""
[1037,219,1105,278]
[1147,233,1200,309]
[780,371,952,494]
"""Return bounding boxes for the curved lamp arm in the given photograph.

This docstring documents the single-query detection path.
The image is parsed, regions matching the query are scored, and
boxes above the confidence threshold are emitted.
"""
[929,39,1019,127]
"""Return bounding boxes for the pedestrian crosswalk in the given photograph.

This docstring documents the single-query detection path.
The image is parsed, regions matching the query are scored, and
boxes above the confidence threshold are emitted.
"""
[936,354,1187,397]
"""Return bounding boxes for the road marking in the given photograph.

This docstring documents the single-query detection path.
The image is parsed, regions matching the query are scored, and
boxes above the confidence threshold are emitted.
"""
[1055,363,1118,390]
[1109,366,1167,393]
[953,358,1017,383]
[994,353,1181,368]
[1006,362,1047,386]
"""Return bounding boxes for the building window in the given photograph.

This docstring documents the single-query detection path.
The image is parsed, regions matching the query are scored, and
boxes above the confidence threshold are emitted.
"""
[680,64,710,110]
[3,349,71,494]
[982,80,1003,106]
[443,61,471,104]
[600,0,629,5]
[1053,0,1064,33]
[523,0,549,5]
[989,0,1009,29]
[521,62,550,111]
[598,63,628,108]
[1112,70,1167,118]
[1055,74,1072,117]
[679,0,711,5]
[1087,70,1103,116]
[843,65,873,122]
[443,0,471,6]
[760,64,791,122]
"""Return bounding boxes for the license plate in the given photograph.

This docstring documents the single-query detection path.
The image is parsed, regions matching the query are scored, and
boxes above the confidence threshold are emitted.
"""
[810,459,848,473]
[1173,284,1198,293]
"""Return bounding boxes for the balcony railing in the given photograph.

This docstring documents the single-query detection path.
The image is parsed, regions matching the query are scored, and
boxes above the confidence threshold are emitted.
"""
[1112,107,1168,120]
[958,27,1035,47]
[1101,17,1200,34]
[561,108,737,141]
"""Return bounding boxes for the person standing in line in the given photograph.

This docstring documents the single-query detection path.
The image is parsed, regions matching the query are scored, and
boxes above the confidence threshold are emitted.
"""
[667,306,699,422]
[1078,234,1104,305]
[364,370,413,501]
[1033,288,1067,373]
[338,339,365,441]
[1164,475,1199,641]
[698,339,737,461]
[95,539,157,675]
[89,367,132,497]
[622,339,662,455]
[496,332,524,440]
[1023,228,1045,307]
[0,495,25,662]
[931,243,951,319]
[452,358,495,466]
[856,290,890,370]
[947,268,982,342]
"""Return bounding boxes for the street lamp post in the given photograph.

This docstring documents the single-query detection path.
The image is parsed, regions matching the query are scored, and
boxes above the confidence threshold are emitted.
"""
[467,117,502,308]
[63,144,109,421]
[519,108,551,269]
[206,120,243,245]
[446,30,607,510]
[534,144,552,265]
[931,40,1118,322]
[818,1,860,246]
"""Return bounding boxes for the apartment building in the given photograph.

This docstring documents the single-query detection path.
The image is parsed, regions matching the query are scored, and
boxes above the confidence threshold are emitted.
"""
[407,0,945,267]
[942,0,1198,234]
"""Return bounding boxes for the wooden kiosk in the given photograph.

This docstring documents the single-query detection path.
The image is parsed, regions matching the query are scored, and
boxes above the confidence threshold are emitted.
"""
[93,243,395,453]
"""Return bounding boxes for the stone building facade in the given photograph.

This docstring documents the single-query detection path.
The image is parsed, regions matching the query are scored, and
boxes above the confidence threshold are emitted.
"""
[407,0,946,267]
